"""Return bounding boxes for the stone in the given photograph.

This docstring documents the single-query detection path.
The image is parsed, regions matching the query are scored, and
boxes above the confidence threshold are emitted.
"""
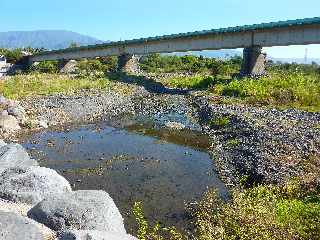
[7,105,26,121]
[0,115,21,132]
[0,167,72,205]
[38,120,49,128]
[0,211,44,240]
[0,143,38,174]
[165,121,186,130]
[28,190,126,233]
[0,95,7,105]
[0,139,6,148]
[1,110,8,116]
[59,230,138,240]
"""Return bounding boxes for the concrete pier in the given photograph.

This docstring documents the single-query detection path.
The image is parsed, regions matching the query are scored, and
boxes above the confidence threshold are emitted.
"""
[117,54,139,73]
[241,46,266,77]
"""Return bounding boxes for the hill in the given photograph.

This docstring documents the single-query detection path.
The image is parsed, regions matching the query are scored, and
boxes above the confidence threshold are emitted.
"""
[0,30,104,50]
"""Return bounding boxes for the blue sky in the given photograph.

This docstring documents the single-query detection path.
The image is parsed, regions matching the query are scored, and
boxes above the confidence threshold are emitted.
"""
[1,0,320,58]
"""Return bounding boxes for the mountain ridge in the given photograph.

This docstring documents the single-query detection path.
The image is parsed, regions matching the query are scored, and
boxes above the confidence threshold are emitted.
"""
[0,30,105,50]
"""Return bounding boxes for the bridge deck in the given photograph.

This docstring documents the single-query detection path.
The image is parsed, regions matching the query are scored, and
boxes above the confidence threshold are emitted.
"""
[30,17,320,62]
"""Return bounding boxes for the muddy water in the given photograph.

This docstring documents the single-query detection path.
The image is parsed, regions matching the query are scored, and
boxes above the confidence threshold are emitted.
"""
[21,121,227,233]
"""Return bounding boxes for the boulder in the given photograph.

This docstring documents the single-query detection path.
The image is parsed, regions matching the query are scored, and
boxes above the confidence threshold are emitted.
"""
[0,167,72,205]
[0,115,21,132]
[28,190,126,233]
[7,105,26,121]
[59,230,138,240]
[1,110,8,116]
[0,139,6,148]
[0,211,44,240]
[0,143,38,174]
[0,95,7,105]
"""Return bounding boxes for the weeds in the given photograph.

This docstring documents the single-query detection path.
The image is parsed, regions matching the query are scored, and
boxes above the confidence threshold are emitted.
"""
[0,73,110,99]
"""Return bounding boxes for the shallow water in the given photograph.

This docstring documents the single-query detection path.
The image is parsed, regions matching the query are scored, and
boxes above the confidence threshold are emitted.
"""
[21,121,227,233]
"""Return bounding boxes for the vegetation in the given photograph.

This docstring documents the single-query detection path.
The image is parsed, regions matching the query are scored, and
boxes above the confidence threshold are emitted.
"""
[0,47,45,63]
[133,176,320,240]
[213,70,320,111]
[140,53,241,75]
[0,73,110,99]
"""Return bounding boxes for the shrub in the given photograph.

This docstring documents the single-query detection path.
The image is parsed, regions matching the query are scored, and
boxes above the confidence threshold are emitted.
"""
[29,61,59,73]
[213,71,320,111]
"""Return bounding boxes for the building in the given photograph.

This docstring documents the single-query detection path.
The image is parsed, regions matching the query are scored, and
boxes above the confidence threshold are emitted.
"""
[0,55,8,77]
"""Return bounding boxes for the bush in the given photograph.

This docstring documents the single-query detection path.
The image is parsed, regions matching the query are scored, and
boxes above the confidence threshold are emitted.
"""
[139,54,240,75]
[77,59,107,78]
[194,181,320,240]
[29,61,59,73]
[213,71,320,111]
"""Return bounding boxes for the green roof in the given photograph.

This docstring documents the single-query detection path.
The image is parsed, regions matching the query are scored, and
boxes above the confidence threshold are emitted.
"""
[34,16,320,56]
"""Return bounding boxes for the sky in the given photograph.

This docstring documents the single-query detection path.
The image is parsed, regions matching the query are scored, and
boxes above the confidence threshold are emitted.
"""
[1,0,320,58]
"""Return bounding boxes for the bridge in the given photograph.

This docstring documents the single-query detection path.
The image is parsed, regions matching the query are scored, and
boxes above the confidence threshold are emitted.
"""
[28,17,320,76]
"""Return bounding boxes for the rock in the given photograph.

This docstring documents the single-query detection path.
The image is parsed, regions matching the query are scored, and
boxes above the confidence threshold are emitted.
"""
[28,190,126,233]
[0,95,7,105]
[0,139,6,148]
[1,110,8,116]
[7,105,26,121]
[0,167,72,205]
[0,144,38,174]
[59,230,138,240]
[38,120,49,128]
[0,211,44,240]
[165,121,185,130]
[0,115,21,132]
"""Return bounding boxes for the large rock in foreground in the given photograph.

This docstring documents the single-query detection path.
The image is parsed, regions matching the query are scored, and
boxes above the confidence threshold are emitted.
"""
[28,190,126,233]
[59,230,138,240]
[0,167,72,205]
[0,211,44,240]
[0,115,21,132]
[0,143,38,174]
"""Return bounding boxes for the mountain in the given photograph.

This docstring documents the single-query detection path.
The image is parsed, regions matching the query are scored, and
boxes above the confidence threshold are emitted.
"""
[0,30,105,50]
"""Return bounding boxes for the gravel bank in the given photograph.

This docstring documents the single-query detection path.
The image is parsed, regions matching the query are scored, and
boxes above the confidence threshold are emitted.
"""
[18,80,320,186]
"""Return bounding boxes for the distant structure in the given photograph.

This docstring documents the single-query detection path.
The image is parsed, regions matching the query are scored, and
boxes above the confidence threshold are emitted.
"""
[0,55,7,77]
[304,48,308,64]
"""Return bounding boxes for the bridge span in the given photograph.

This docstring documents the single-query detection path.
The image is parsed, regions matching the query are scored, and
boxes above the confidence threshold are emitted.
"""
[29,17,320,76]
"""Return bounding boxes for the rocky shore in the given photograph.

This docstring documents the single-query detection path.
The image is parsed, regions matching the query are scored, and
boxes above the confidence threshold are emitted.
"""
[11,80,319,186]
[0,141,137,240]
[1,77,319,239]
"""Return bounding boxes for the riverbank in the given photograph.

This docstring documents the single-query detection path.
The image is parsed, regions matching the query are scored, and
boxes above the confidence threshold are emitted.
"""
[1,73,319,239]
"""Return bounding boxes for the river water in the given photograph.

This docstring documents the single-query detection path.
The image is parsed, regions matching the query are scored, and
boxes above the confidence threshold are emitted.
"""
[21,119,227,233]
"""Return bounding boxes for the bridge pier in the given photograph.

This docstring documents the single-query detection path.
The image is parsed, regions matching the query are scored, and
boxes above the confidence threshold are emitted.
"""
[58,59,77,74]
[241,46,266,77]
[117,54,139,73]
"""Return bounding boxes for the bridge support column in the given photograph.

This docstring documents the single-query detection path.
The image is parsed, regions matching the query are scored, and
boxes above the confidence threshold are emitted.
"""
[58,59,77,74]
[241,46,266,77]
[117,54,139,73]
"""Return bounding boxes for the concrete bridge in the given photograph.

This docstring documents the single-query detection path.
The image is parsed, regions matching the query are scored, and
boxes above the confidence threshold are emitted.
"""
[29,17,320,76]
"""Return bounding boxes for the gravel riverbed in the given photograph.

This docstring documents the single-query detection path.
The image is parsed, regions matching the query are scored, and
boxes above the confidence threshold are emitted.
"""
[17,80,320,186]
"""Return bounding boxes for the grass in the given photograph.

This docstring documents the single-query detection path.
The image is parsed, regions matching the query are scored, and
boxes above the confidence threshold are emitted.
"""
[133,173,320,240]
[0,73,110,99]
[209,115,231,128]
[213,71,320,112]
[166,75,215,89]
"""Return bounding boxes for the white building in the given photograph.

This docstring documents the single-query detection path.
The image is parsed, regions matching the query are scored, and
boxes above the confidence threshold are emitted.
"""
[0,55,8,77]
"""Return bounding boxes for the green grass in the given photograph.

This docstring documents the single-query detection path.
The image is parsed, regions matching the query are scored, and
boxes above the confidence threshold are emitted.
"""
[194,180,320,240]
[0,73,110,99]
[213,71,320,112]
[166,75,215,89]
